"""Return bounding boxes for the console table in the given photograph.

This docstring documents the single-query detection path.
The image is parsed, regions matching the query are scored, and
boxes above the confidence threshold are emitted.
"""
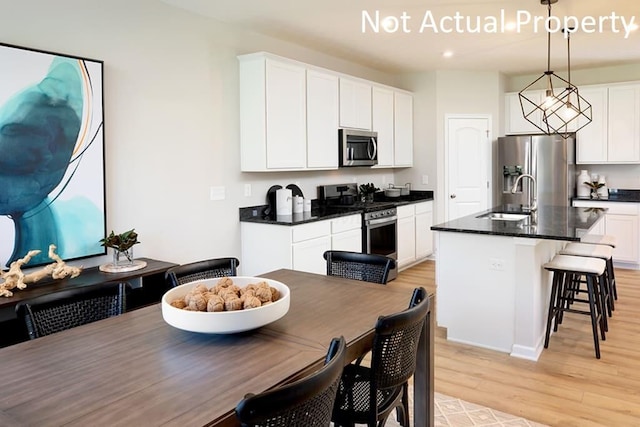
[0,257,178,346]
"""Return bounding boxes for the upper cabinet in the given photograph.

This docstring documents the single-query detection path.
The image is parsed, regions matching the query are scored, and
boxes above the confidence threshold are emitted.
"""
[506,81,640,165]
[372,85,414,168]
[239,54,307,171]
[339,77,372,130]
[394,91,414,167]
[239,52,413,172]
[505,91,543,135]
[307,69,339,169]
[576,83,640,164]
[372,86,394,167]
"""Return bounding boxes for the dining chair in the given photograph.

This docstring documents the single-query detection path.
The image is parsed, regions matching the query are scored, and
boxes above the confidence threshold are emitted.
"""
[235,336,347,427]
[164,257,240,288]
[331,287,429,427]
[323,250,396,285]
[15,281,128,340]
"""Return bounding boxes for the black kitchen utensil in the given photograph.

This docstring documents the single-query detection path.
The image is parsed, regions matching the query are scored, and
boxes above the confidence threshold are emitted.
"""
[263,185,283,217]
[286,184,304,198]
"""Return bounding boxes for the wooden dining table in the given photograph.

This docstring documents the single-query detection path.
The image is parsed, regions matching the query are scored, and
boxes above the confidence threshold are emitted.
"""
[0,269,434,427]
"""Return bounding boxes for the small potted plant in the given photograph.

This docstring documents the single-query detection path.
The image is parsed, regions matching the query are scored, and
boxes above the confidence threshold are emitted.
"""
[584,180,605,199]
[358,183,379,203]
[100,229,140,267]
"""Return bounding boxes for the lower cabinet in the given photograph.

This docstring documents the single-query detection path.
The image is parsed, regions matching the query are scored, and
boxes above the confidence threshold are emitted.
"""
[572,200,640,266]
[240,214,362,276]
[397,201,434,270]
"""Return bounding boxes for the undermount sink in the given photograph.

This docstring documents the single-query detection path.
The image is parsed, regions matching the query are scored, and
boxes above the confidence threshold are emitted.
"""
[476,212,530,221]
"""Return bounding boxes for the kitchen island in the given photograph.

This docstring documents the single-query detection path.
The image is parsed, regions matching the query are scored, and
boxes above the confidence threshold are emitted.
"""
[431,205,605,361]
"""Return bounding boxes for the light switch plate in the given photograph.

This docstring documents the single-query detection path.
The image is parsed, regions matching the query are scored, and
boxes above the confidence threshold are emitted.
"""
[422,175,429,185]
[210,186,225,201]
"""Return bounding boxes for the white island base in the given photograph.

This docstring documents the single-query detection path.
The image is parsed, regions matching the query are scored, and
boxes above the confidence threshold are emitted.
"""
[435,232,565,361]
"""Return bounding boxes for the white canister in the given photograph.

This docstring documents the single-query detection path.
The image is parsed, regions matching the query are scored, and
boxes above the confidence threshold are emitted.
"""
[292,195,304,214]
[577,170,591,198]
[598,175,608,198]
[303,198,311,212]
[276,188,293,216]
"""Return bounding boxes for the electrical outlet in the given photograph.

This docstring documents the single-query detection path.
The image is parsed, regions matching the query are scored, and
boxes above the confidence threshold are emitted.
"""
[489,258,505,271]
[244,184,251,197]
[422,175,429,185]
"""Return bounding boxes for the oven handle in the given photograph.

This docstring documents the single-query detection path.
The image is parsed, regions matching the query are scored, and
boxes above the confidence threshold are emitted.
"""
[366,216,397,226]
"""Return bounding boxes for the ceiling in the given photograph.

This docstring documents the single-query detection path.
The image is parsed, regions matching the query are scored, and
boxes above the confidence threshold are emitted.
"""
[160,0,640,75]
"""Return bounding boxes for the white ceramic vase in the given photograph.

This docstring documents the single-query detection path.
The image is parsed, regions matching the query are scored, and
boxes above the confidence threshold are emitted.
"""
[577,170,591,198]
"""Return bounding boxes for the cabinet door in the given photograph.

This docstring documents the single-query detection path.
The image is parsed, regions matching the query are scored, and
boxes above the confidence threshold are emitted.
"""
[394,91,413,167]
[415,205,433,259]
[339,78,372,130]
[292,236,331,275]
[576,86,608,163]
[397,216,416,268]
[265,59,307,169]
[505,91,542,134]
[608,84,640,163]
[372,86,394,167]
[606,214,639,263]
[331,229,362,252]
[307,69,339,169]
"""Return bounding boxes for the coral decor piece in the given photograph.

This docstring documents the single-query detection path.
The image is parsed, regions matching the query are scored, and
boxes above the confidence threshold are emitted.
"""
[0,244,83,297]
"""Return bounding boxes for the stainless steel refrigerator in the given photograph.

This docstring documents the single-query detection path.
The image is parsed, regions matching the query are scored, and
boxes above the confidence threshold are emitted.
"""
[497,134,575,208]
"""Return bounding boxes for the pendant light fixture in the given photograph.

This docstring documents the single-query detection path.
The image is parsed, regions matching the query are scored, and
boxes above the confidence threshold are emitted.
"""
[518,0,592,138]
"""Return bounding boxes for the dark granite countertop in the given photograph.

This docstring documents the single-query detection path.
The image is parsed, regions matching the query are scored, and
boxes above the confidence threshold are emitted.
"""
[431,204,606,242]
[572,189,640,203]
[239,191,434,226]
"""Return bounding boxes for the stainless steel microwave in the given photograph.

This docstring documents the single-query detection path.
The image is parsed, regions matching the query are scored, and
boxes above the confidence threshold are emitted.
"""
[339,128,378,167]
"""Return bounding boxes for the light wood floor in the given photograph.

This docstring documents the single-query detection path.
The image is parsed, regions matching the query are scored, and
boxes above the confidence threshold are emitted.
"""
[393,260,640,426]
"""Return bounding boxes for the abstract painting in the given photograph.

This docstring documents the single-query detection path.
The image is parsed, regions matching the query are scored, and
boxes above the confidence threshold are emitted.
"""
[0,43,106,268]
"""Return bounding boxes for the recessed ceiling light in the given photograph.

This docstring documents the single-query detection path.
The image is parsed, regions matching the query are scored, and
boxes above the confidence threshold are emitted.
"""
[442,51,454,58]
[505,22,517,31]
[381,16,397,32]
[630,23,639,31]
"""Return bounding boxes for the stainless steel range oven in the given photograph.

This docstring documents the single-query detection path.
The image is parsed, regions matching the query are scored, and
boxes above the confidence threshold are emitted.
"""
[318,183,398,280]
[363,207,397,280]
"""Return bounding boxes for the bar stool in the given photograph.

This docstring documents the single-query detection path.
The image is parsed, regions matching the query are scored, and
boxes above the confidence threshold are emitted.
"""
[543,254,607,359]
[580,234,618,301]
[581,234,616,248]
[560,242,616,315]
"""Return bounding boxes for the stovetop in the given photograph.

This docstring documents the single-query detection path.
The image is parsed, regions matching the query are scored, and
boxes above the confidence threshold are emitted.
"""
[322,200,397,213]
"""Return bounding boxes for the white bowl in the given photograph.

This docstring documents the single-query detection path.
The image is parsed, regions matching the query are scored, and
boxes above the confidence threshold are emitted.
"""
[384,188,401,198]
[161,277,290,334]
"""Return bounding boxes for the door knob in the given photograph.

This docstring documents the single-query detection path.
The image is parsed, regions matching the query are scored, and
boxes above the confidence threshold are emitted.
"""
[450,194,457,199]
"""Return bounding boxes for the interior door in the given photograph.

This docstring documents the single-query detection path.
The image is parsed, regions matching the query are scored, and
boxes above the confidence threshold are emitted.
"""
[446,116,491,221]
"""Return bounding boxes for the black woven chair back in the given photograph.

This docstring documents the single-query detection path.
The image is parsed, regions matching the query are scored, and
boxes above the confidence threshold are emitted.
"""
[332,287,429,427]
[235,336,346,427]
[15,281,127,340]
[372,287,429,390]
[323,250,395,284]
[165,257,240,288]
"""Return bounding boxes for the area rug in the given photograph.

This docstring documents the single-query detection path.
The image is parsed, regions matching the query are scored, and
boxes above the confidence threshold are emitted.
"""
[372,392,548,427]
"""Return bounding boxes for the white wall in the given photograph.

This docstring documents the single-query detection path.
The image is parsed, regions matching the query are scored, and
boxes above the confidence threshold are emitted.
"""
[0,0,402,269]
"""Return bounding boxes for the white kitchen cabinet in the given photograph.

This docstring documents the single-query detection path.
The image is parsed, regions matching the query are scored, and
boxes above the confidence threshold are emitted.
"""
[292,236,331,275]
[239,54,307,171]
[397,202,434,269]
[339,77,372,130]
[372,85,394,167]
[397,205,416,269]
[572,200,640,267]
[240,214,362,276]
[393,91,413,167]
[505,91,543,134]
[415,201,434,259]
[576,86,608,163]
[330,214,362,252]
[607,84,640,163]
[307,69,339,169]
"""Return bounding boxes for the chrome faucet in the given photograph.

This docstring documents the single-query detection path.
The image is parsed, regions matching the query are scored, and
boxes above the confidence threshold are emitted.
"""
[511,173,538,212]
